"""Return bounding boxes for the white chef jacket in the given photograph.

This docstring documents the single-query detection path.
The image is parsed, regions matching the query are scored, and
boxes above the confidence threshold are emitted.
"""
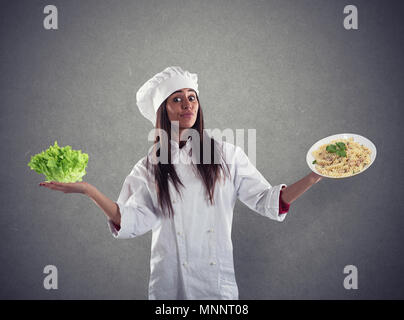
[107,137,289,300]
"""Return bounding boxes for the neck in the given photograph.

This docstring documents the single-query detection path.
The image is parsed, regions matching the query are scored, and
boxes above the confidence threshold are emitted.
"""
[171,127,188,148]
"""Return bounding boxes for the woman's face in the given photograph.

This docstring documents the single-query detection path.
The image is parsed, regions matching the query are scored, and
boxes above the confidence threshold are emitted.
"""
[165,88,199,129]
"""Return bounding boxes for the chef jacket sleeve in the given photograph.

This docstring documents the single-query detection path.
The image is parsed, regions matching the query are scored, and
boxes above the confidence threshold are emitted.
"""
[233,145,289,222]
[107,163,160,239]
[279,187,290,214]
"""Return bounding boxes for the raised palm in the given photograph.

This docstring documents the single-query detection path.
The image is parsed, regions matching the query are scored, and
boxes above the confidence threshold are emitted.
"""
[39,181,89,194]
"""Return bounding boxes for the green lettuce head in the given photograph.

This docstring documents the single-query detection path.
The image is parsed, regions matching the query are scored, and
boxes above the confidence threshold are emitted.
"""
[28,141,89,182]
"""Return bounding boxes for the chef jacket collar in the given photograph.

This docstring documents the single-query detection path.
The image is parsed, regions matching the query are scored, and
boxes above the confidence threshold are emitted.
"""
[146,136,193,164]
[170,136,193,154]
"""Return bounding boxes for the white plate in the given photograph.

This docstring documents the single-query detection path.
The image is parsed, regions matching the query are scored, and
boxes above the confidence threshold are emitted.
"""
[306,133,377,178]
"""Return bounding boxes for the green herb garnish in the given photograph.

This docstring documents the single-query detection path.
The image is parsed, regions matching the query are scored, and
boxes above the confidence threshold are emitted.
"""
[312,160,317,164]
[326,142,347,157]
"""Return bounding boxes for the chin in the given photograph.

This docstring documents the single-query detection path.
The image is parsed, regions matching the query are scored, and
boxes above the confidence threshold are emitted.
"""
[180,119,196,128]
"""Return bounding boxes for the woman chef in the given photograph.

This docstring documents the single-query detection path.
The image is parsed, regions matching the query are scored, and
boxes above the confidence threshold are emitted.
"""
[39,66,323,299]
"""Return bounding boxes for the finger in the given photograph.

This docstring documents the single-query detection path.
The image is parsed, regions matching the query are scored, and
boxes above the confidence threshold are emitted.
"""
[40,182,62,187]
[50,184,67,191]
[39,183,51,188]
[39,182,55,188]
[51,182,72,188]
[39,182,73,193]
[44,185,60,191]
[41,183,65,192]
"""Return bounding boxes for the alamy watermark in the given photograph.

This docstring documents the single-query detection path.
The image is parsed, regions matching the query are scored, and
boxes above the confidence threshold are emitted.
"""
[43,5,58,30]
[43,4,358,31]
[343,5,358,30]
[146,121,257,169]
[43,265,58,290]
[343,265,358,290]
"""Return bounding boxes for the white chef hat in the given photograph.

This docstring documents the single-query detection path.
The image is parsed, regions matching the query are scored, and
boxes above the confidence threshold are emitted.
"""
[136,66,199,127]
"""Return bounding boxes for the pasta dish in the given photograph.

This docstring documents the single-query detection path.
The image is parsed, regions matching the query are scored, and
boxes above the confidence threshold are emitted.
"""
[311,137,372,178]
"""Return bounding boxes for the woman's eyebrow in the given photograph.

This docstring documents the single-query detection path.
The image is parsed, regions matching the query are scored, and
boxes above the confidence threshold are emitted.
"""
[172,89,196,94]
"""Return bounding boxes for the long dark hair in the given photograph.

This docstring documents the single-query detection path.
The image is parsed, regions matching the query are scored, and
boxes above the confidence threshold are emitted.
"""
[145,95,230,217]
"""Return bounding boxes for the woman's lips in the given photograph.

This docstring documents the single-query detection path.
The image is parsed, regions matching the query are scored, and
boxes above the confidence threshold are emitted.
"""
[181,113,194,118]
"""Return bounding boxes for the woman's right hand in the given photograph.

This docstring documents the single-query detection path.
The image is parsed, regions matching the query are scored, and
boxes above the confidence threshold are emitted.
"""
[39,181,90,195]
[40,181,121,227]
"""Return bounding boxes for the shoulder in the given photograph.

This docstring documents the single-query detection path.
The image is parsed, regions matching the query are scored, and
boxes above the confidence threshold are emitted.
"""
[127,155,154,184]
[220,140,242,153]
[216,139,246,164]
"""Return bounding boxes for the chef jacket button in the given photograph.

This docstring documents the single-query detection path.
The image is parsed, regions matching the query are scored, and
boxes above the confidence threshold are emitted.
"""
[182,262,187,267]
[207,229,214,233]
[210,261,216,266]
[177,231,181,236]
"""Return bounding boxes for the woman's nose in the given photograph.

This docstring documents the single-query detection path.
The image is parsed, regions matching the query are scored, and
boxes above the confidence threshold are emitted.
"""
[182,102,191,109]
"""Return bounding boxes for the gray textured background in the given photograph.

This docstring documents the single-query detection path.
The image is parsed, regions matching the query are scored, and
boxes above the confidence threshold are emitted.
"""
[1,0,403,299]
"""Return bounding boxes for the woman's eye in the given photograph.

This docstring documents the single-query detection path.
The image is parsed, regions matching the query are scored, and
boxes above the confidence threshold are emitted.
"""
[173,95,196,103]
